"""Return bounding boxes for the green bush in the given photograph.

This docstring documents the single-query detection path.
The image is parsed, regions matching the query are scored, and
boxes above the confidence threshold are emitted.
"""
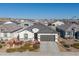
[0,44,2,48]
[6,48,17,53]
[28,44,40,51]
[72,43,79,49]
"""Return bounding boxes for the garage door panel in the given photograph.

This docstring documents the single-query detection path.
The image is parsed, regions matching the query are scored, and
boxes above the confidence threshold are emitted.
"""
[40,35,55,41]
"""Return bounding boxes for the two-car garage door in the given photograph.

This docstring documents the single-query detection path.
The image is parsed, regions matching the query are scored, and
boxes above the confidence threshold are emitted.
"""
[40,35,55,41]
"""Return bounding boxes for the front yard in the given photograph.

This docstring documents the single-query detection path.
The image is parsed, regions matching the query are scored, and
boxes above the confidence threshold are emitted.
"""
[57,37,79,52]
[0,39,40,53]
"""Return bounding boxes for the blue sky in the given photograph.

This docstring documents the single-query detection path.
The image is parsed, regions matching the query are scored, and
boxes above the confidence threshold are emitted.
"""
[0,3,79,19]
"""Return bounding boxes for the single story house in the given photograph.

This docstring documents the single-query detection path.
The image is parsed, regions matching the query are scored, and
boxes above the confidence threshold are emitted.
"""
[48,21,65,31]
[52,21,64,27]
[56,23,79,39]
[36,19,49,26]
[0,23,58,42]
[21,23,58,42]
[3,21,18,25]
[0,20,19,25]
[17,19,35,27]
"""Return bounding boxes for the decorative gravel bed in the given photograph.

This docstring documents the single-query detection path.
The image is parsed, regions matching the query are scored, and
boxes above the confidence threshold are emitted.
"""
[6,40,40,53]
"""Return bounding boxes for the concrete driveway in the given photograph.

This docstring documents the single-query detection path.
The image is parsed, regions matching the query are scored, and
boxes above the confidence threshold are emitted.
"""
[40,41,59,53]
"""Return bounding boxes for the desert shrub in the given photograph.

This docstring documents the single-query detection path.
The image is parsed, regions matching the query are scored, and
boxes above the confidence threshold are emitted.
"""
[1,41,5,44]
[34,40,40,44]
[72,43,79,49]
[74,40,79,42]
[28,44,40,51]
[17,42,33,52]
[28,46,35,51]
[66,48,71,51]
[24,43,30,46]
[60,41,65,44]
[33,44,40,49]
[6,48,17,53]
[0,44,2,48]
[15,41,23,45]
[6,41,40,53]
[23,42,31,49]
[63,44,70,48]
[17,46,27,52]
[71,44,73,47]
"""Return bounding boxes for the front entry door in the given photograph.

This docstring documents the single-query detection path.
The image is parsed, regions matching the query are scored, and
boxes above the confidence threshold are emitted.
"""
[34,33,38,40]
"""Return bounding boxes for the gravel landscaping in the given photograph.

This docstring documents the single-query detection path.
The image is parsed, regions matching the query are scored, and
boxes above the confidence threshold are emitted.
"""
[0,41,79,56]
[0,41,60,56]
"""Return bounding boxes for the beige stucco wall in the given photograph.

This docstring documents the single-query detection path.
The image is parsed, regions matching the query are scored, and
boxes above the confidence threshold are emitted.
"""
[10,30,34,41]
[0,33,12,40]
[0,30,34,41]
[18,30,34,40]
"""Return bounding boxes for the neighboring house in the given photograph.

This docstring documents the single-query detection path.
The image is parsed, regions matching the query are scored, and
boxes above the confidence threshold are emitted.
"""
[17,19,35,27]
[37,19,49,26]
[56,23,79,39]
[74,27,79,39]
[42,21,49,26]
[0,20,19,25]
[52,21,64,27]
[49,21,64,31]
[3,21,18,25]
[0,24,23,40]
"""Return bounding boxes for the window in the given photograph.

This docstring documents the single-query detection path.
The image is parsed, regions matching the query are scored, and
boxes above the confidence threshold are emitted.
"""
[24,24,29,26]
[66,32,72,35]
[24,34,28,39]
[4,33,7,37]
[52,24,55,26]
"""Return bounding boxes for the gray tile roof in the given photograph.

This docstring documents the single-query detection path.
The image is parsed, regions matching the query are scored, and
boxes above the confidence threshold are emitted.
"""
[0,24,23,33]
[57,24,79,31]
[57,24,71,31]
[25,23,57,33]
